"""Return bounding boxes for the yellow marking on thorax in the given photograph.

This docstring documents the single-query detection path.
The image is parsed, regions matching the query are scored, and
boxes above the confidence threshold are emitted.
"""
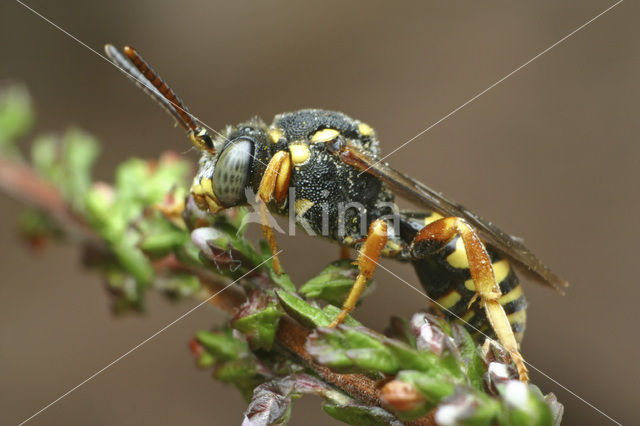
[310,128,340,143]
[446,237,469,269]
[294,199,314,216]
[358,122,374,137]
[268,127,283,143]
[498,285,523,305]
[423,212,444,226]
[289,144,310,165]
[464,259,510,291]
[437,290,462,309]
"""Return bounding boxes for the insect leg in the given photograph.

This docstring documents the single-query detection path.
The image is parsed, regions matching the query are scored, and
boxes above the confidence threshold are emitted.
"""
[255,151,291,274]
[329,220,388,327]
[411,216,529,382]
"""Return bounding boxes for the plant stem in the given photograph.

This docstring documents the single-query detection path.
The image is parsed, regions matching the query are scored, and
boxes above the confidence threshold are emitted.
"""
[0,154,435,425]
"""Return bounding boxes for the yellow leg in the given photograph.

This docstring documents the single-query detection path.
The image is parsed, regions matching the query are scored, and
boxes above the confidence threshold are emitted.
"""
[413,217,529,382]
[259,201,281,274]
[255,151,291,275]
[329,220,388,327]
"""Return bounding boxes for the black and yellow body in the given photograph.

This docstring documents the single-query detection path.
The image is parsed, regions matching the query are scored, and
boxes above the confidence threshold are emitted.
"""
[402,212,527,343]
[189,109,527,344]
[105,44,568,382]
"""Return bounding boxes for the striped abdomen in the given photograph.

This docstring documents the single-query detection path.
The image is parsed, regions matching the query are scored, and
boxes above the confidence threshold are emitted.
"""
[402,212,528,342]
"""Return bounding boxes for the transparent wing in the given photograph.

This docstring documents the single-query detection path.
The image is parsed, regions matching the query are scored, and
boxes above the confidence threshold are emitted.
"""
[339,142,569,293]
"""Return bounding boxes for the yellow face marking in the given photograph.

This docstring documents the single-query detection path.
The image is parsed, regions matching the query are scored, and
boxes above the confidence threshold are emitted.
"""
[191,178,223,213]
[310,128,340,143]
[358,122,374,137]
[268,127,283,144]
[464,259,510,291]
[437,290,462,309]
[499,285,523,305]
[446,237,469,269]
[423,212,444,227]
[205,194,224,213]
[200,178,213,196]
[289,144,310,165]
[294,199,314,216]
[191,182,203,196]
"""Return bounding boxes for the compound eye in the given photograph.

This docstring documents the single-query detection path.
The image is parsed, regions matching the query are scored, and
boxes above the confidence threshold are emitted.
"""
[212,138,253,206]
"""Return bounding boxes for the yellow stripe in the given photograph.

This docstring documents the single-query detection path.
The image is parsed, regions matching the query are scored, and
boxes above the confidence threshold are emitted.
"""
[446,237,469,269]
[464,259,510,291]
[507,309,527,324]
[498,285,523,305]
[493,259,510,284]
[460,310,475,322]
[437,290,461,309]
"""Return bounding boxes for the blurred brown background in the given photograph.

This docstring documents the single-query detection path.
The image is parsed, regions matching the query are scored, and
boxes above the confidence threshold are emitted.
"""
[1,1,638,425]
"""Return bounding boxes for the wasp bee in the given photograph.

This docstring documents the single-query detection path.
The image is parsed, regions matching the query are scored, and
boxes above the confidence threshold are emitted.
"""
[105,44,568,382]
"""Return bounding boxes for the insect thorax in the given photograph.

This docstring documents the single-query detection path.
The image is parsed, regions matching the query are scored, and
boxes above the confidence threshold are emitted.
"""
[191,109,398,242]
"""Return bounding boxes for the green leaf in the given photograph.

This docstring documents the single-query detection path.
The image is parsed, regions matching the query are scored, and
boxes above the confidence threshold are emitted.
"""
[384,339,441,372]
[268,269,296,292]
[31,135,58,178]
[215,358,264,400]
[214,357,258,382]
[395,370,456,406]
[0,85,34,151]
[452,324,486,390]
[276,290,333,328]
[196,351,216,369]
[162,274,201,299]
[306,326,398,374]
[299,259,359,305]
[61,128,99,211]
[232,298,283,350]
[195,330,248,362]
[112,230,155,285]
[322,403,400,426]
[139,217,188,257]
[434,392,501,426]
[322,305,362,327]
[498,381,554,426]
